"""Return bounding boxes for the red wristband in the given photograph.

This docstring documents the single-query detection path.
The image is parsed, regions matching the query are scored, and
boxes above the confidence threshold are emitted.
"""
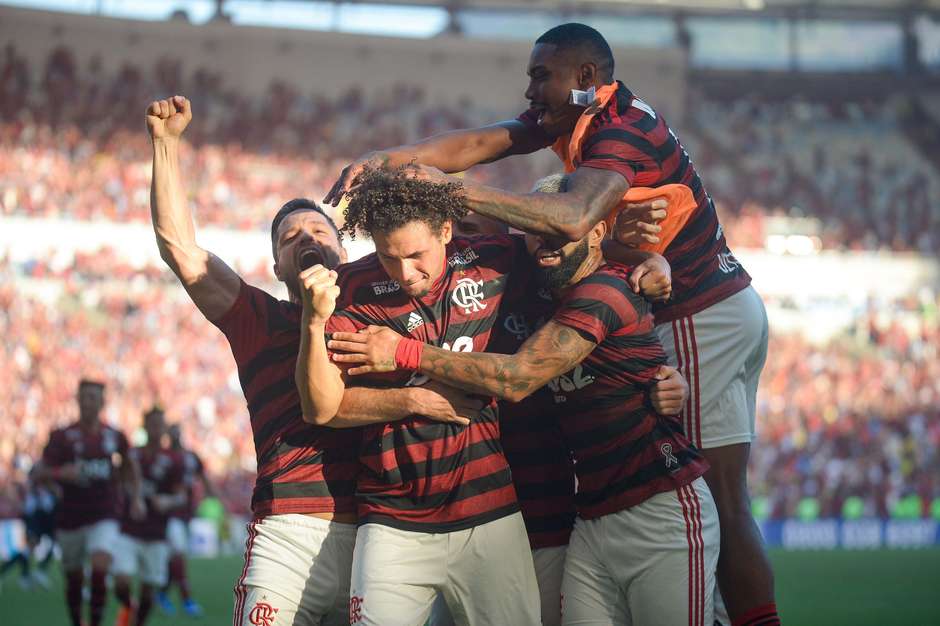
[395,338,424,371]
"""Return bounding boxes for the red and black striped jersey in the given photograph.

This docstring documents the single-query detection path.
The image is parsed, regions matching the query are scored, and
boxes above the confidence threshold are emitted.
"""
[542,264,708,519]
[212,281,360,518]
[327,235,529,532]
[122,446,185,541]
[491,296,576,549]
[168,448,204,521]
[517,81,751,325]
[41,423,128,530]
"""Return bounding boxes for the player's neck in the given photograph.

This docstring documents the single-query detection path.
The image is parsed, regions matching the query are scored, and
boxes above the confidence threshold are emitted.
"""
[78,416,101,432]
[554,250,603,297]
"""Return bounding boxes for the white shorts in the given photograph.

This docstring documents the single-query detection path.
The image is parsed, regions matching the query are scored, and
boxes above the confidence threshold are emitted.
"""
[656,286,769,449]
[561,478,720,626]
[57,519,120,570]
[350,512,540,626]
[166,517,188,554]
[233,514,356,626]
[112,534,170,586]
[428,543,567,626]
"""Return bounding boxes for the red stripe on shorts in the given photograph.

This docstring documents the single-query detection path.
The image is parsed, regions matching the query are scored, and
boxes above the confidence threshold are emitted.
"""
[233,520,258,626]
[678,485,695,626]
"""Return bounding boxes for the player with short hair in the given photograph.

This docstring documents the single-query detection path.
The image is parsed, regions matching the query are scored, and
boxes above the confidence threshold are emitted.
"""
[34,379,143,626]
[156,422,213,618]
[327,22,774,626]
[328,207,718,625]
[148,96,476,626]
[113,407,187,626]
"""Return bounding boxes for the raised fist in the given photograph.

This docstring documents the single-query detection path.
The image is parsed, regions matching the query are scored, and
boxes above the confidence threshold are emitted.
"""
[146,95,192,140]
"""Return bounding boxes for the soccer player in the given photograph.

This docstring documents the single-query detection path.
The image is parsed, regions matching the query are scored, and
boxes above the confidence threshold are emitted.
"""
[148,96,475,626]
[327,22,775,626]
[113,407,187,626]
[34,379,143,626]
[156,422,213,618]
[328,207,718,625]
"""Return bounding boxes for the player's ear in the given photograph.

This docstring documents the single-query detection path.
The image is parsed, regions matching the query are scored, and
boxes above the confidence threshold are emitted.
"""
[272,262,284,281]
[440,221,453,245]
[339,247,348,264]
[579,62,596,89]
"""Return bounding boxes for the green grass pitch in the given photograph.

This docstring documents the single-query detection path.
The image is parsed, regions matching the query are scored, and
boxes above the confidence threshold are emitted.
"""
[2,549,939,625]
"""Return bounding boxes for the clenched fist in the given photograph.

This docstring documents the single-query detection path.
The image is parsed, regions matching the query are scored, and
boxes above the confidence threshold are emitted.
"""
[299,264,340,324]
[146,95,192,141]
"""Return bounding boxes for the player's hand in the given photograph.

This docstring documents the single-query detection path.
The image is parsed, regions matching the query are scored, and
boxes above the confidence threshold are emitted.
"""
[146,95,192,141]
[409,381,484,427]
[402,163,454,187]
[614,197,667,247]
[629,253,672,302]
[129,495,147,521]
[299,264,340,324]
[328,325,403,375]
[323,151,390,206]
[650,366,688,416]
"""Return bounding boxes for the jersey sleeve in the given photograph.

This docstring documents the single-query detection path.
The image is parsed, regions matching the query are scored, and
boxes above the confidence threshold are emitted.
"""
[550,271,640,344]
[210,280,275,363]
[579,110,661,187]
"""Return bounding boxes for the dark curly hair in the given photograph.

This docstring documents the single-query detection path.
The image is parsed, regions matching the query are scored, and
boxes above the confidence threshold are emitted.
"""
[341,166,467,239]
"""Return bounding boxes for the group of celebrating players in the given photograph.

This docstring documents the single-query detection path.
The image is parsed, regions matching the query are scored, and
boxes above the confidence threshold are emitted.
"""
[40,22,781,626]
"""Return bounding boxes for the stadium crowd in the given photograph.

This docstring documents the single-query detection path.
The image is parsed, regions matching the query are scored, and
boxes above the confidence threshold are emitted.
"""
[2,44,939,252]
[1,246,938,521]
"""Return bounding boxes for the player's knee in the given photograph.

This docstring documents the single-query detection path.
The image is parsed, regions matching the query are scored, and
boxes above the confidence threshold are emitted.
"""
[89,552,112,573]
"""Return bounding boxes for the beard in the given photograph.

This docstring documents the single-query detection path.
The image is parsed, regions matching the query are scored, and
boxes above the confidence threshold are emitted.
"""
[535,238,589,291]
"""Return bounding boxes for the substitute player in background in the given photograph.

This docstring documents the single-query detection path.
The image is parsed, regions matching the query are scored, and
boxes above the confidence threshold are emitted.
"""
[148,96,476,626]
[327,22,775,626]
[114,407,187,626]
[34,380,144,626]
[156,422,214,618]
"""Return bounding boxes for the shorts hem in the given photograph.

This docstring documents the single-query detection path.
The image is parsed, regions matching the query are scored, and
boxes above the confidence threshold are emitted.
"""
[699,434,755,450]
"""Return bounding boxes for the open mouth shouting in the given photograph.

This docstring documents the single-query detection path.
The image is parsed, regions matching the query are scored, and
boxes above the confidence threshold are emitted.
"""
[298,245,325,271]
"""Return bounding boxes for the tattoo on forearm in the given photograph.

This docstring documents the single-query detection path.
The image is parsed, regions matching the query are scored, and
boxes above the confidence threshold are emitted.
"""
[420,324,592,400]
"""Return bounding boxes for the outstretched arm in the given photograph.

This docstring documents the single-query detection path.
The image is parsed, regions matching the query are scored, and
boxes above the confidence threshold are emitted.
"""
[329,321,597,403]
[148,96,241,321]
[324,121,546,205]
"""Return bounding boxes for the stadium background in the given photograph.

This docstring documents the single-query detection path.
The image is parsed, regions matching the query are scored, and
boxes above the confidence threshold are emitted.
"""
[1,0,938,623]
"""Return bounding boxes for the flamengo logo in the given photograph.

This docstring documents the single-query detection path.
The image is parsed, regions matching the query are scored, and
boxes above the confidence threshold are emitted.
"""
[451,278,487,314]
[349,596,364,624]
[503,313,530,340]
[248,602,278,626]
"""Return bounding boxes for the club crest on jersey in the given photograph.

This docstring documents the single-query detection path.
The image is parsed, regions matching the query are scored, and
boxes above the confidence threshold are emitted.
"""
[661,443,679,470]
[503,313,530,340]
[371,279,400,296]
[406,311,425,333]
[537,287,553,301]
[248,600,278,626]
[451,278,486,314]
[448,247,479,268]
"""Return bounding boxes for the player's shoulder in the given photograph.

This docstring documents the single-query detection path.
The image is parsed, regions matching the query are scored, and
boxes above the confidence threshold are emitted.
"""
[449,234,526,273]
[593,82,661,134]
[336,253,400,304]
[571,263,645,308]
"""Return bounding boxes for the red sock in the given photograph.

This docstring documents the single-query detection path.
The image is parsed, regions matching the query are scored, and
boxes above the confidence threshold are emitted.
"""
[65,570,84,626]
[170,554,191,601]
[89,569,108,626]
[731,602,781,626]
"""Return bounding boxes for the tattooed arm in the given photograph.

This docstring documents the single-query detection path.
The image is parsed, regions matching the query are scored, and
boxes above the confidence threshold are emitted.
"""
[329,321,597,403]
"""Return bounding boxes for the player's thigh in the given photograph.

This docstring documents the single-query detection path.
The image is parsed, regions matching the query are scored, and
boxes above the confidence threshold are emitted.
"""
[235,516,346,626]
[349,523,442,626]
[444,512,540,626]
[307,519,357,624]
[561,519,626,626]
[166,518,188,554]
[56,526,88,571]
[624,479,720,626]
[110,533,139,579]
[533,545,567,626]
[86,519,120,564]
[139,540,170,587]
